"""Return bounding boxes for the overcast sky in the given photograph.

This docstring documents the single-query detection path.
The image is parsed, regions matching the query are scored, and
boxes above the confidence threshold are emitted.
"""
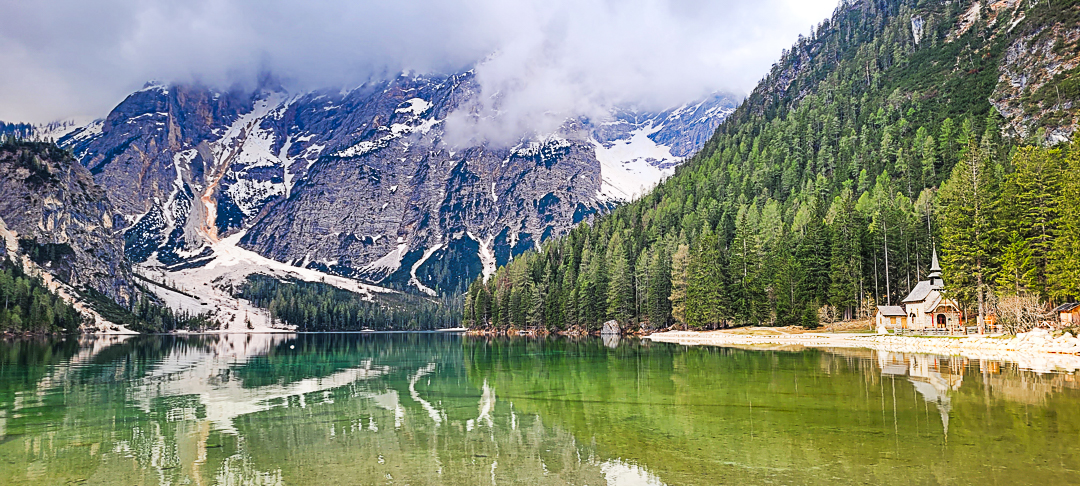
[0,0,839,127]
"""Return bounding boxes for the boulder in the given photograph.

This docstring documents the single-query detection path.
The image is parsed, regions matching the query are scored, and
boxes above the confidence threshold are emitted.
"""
[601,320,621,336]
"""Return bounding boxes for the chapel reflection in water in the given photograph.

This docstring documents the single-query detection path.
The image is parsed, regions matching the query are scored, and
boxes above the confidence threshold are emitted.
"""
[1,334,1078,485]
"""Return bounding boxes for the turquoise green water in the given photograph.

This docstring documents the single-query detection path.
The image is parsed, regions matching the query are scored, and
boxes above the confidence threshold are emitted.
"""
[1,334,1078,485]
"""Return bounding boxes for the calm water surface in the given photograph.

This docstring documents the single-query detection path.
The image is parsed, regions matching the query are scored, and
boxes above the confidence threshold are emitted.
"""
[1,333,1078,485]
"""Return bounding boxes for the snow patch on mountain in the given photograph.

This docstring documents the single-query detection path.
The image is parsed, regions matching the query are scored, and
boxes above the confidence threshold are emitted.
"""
[139,231,396,332]
[409,244,444,296]
[468,232,497,282]
[279,136,298,197]
[396,98,432,116]
[512,137,572,158]
[333,108,440,158]
[64,119,104,145]
[211,93,289,167]
[231,121,281,169]
[666,99,733,126]
[32,117,95,141]
[391,117,440,136]
[363,243,410,277]
[227,179,286,216]
[335,140,379,158]
[592,124,677,201]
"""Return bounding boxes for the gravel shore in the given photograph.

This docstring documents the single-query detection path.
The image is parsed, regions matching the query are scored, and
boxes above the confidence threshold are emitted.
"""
[645,328,1080,373]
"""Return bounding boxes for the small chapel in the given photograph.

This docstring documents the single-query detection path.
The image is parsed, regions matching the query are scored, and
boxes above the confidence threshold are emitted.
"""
[876,249,961,331]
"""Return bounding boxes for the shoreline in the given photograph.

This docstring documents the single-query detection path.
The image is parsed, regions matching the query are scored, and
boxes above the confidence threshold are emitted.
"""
[2,328,470,339]
[645,329,1080,372]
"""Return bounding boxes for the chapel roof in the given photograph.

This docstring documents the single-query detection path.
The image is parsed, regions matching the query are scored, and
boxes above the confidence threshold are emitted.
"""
[924,290,943,312]
[903,280,933,303]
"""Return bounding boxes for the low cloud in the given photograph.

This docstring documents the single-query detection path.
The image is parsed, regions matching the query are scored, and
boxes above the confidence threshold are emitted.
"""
[0,0,839,137]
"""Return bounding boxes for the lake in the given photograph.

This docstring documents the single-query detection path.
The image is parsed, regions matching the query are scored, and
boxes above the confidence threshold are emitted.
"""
[1,333,1078,485]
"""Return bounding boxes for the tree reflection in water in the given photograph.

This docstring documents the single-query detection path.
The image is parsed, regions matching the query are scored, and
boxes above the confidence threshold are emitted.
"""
[0,333,1078,485]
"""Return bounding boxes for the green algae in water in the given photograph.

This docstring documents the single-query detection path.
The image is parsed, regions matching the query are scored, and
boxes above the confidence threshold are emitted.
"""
[0,333,1078,485]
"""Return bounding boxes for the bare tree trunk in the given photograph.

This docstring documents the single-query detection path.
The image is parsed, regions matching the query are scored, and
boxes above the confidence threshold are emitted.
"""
[972,146,986,334]
[873,248,880,309]
[977,261,986,334]
[883,219,891,306]
[902,224,910,294]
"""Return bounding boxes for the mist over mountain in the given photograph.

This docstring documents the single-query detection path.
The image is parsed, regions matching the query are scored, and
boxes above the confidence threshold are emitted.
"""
[0,0,838,139]
[37,72,733,299]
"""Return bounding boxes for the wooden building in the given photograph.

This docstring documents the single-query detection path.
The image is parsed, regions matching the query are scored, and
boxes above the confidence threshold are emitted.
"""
[1053,303,1080,326]
[876,306,907,331]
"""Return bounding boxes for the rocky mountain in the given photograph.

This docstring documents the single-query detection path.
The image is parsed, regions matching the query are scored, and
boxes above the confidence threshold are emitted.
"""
[51,72,736,296]
[0,140,137,309]
[988,0,1080,143]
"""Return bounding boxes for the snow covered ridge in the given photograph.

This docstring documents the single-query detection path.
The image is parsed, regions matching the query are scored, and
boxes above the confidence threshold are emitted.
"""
[592,124,678,202]
[137,232,397,333]
[589,96,737,201]
[0,117,100,143]
[43,73,735,300]
[34,118,97,141]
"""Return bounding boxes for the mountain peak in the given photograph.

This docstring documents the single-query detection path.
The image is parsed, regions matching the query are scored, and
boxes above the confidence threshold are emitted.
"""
[56,70,735,298]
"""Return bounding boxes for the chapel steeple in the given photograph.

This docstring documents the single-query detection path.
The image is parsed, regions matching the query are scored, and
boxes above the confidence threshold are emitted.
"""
[929,248,943,289]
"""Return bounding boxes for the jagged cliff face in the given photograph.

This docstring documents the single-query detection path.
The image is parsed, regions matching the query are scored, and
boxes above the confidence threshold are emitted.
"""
[57,72,735,295]
[738,0,1080,144]
[0,142,136,307]
[989,0,1080,143]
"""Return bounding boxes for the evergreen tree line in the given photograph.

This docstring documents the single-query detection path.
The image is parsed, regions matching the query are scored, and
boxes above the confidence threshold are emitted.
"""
[938,137,1080,329]
[1,136,73,163]
[130,294,216,333]
[0,259,86,333]
[76,285,215,333]
[0,124,36,141]
[239,275,461,331]
[463,0,1080,331]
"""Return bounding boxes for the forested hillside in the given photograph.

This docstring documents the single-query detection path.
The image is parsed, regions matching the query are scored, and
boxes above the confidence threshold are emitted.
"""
[464,0,1080,331]
[239,275,461,331]
[0,260,85,333]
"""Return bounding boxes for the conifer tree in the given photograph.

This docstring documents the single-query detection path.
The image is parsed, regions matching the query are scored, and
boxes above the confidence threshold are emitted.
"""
[685,233,732,328]
[607,237,634,324]
[827,187,862,320]
[668,244,690,325]
[999,145,1064,296]
[646,246,672,328]
[1049,135,1080,301]
[938,141,998,332]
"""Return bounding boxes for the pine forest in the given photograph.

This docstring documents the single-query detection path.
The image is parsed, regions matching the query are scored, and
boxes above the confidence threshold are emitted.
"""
[464,0,1080,331]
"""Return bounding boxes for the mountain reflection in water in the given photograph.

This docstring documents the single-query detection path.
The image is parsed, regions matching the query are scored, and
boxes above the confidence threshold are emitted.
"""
[0,333,1078,485]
